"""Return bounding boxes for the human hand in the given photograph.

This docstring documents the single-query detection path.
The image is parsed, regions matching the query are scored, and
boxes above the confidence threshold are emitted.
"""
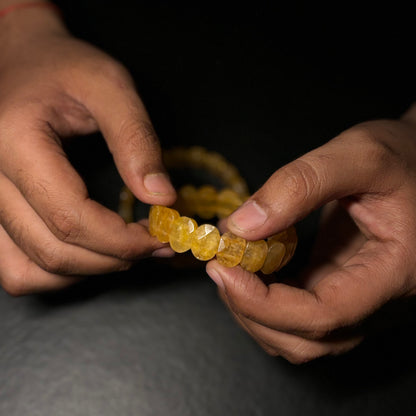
[0,5,176,295]
[207,106,416,363]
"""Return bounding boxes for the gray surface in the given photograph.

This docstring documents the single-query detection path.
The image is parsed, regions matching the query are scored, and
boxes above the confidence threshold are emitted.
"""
[1,2,416,415]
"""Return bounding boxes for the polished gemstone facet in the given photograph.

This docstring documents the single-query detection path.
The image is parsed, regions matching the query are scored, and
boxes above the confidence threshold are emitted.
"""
[240,239,268,273]
[169,216,198,253]
[149,206,180,243]
[216,232,247,267]
[261,239,286,274]
[191,224,220,261]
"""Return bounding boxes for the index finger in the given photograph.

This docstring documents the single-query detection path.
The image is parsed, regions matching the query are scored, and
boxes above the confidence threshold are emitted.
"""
[0,123,162,260]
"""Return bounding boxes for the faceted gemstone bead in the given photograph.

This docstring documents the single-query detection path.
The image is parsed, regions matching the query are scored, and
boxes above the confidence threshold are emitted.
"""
[149,205,180,243]
[195,185,217,219]
[216,232,247,268]
[149,205,161,237]
[240,240,268,273]
[216,189,244,219]
[191,224,221,261]
[169,216,198,253]
[261,238,286,275]
[269,226,297,268]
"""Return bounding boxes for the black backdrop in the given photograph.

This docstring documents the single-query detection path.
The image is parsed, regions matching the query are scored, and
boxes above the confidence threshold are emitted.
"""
[1,2,415,415]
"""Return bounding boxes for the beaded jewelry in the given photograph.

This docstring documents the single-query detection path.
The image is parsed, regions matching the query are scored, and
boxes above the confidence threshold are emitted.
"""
[118,147,297,274]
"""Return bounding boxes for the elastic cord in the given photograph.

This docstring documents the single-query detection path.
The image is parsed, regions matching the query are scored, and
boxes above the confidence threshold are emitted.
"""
[0,1,60,18]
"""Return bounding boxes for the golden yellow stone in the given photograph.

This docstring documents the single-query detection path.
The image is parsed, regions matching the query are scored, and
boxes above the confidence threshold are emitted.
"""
[261,238,286,275]
[191,224,221,261]
[149,206,180,243]
[169,216,198,253]
[174,185,198,216]
[216,232,247,268]
[195,185,217,219]
[280,226,298,267]
[149,205,161,237]
[240,240,268,273]
[216,189,244,219]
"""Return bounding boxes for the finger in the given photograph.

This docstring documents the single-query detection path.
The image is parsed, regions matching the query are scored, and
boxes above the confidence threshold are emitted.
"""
[0,172,131,275]
[0,121,166,260]
[226,130,403,240]
[76,62,176,206]
[206,240,409,338]
[237,314,363,363]
[0,225,81,296]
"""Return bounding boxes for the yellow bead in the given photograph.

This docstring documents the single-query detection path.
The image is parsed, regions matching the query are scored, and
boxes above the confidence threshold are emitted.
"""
[216,232,247,267]
[169,216,198,253]
[149,205,161,237]
[174,185,198,216]
[191,224,220,261]
[195,185,217,219]
[280,226,298,267]
[216,189,244,219]
[261,238,286,275]
[240,240,268,273]
[149,206,180,243]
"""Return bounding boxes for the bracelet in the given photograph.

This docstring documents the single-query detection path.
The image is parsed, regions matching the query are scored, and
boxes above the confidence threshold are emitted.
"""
[118,147,297,275]
[0,1,60,19]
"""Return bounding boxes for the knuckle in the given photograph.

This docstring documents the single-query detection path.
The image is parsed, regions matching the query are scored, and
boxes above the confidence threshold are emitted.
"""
[0,263,31,297]
[33,242,68,274]
[341,124,402,173]
[2,276,28,297]
[97,59,133,88]
[279,159,322,205]
[48,207,82,243]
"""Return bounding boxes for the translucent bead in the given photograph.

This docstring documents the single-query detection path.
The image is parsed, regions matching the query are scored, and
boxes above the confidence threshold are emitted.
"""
[149,206,180,243]
[216,232,247,267]
[175,185,198,216]
[216,189,244,218]
[149,205,161,237]
[279,226,298,267]
[261,238,286,275]
[191,224,221,261]
[169,216,198,253]
[195,185,217,219]
[240,240,268,273]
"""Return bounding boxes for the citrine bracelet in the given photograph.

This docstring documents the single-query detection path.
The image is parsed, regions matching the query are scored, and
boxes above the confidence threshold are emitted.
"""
[119,147,297,274]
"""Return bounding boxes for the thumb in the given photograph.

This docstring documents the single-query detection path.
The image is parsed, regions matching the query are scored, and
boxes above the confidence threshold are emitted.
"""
[226,131,401,240]
[80,62,176,206]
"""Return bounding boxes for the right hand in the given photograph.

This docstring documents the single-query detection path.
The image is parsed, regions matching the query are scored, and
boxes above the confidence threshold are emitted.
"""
[0,4,176,295]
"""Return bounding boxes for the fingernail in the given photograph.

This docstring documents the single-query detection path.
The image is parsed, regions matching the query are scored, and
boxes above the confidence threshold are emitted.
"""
[144,173,175,195]
[206,267,225,290]
[152,247,175,258]
[229,200,267,232]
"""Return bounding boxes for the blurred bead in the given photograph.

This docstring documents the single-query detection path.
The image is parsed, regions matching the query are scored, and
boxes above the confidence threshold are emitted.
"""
[196,185,217,219]
[216,232,247,267]
[240,240,268,273]
[216,189,244,218]
[169,216,198,253]
[191,224,220,261]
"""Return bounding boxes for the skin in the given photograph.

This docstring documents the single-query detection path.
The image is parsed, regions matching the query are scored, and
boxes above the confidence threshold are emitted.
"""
[0,1,176,295]
[207,105,416,364]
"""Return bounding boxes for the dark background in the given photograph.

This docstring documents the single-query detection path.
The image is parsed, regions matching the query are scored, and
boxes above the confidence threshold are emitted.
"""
[1,1,415,415]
